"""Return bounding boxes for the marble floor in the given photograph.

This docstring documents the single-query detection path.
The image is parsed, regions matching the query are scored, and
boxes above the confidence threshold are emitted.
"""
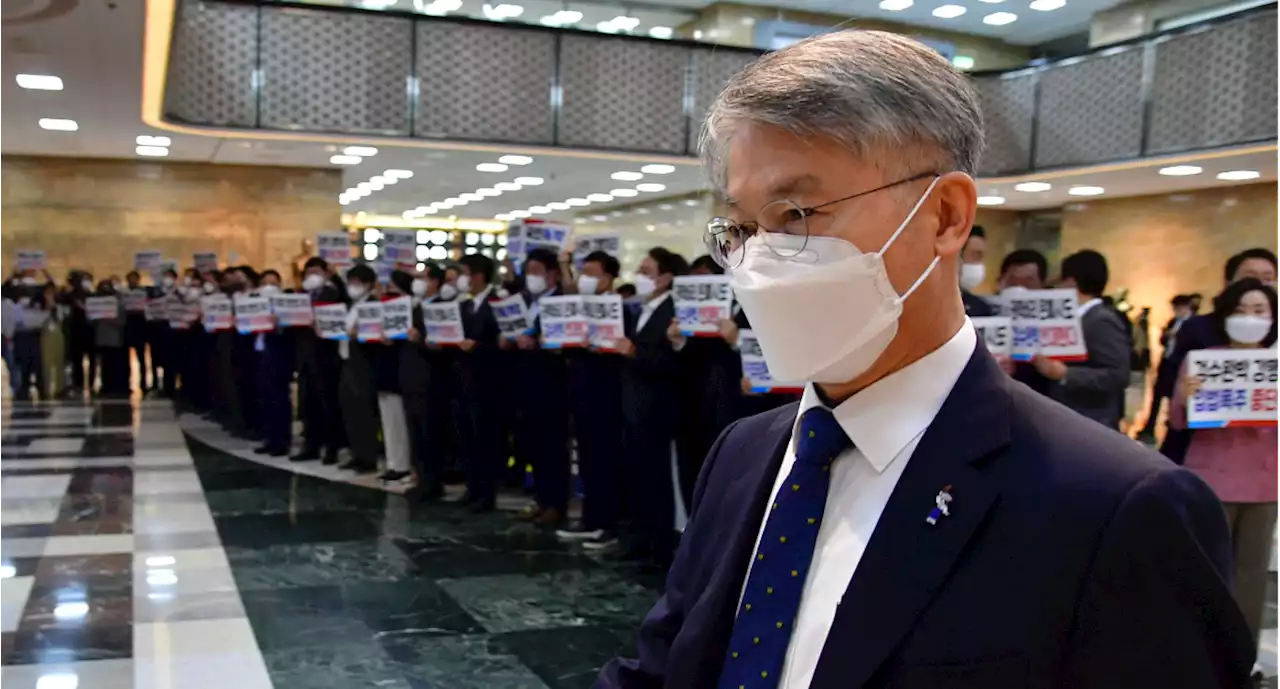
[1,396,1276,688]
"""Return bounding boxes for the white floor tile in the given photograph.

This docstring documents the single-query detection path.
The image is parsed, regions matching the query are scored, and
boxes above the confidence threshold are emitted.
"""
[26,438,85,454]
[42,534,134,556]
[133,471,203,496]
[1,575,34,632]
[47,408,95,422]
[3,426,129,437]
[134,564,239,598]
[2,473,72,500]
[2,457,132,472]
[132,449,193,468]
[133,502,217,535]
[134,618,273,689]
[1,496,64,525]
[0,659,133,689]
[134,547,232,573]
[0,538,46,559]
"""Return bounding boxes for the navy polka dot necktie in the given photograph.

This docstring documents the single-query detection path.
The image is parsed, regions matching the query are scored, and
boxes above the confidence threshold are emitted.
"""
[716,406,851,689]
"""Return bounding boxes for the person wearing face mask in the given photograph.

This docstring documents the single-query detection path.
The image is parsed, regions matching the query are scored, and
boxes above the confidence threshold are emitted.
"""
[92,279,129,398]
[612,246,688,567]
[210,268,248,436]
[336,263,380,474]
[374,270,415,486]
[148,269,178,398]
[438,264,461,302]
[227,266,266,442]
[598,31,1252,689]
[957,226,995,317]
[1170,278,1277,651]
[400,264,448,500]
[122,270,150,393]
[453,254,504,511]
[253,270,295,457]
[180,270,216,414]
[6,271,49,400]
[63,270,97,397]
[292,258,347,465]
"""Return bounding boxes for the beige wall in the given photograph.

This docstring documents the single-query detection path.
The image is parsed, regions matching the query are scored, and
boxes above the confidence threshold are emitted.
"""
[1,155,342,284]
[974,208,1023,292]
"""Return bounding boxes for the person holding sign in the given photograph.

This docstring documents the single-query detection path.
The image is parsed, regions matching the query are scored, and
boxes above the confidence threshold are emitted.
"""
[599,31,1252,689]
[124,271,151,392]
[337,264,381,474]
[374,271,416,486]
[454,254,507,511]
[1170,278,1278,643]
[292,258,348,465]
[401,264,449,500]
[90,280,129,398]
[254,271,296,458]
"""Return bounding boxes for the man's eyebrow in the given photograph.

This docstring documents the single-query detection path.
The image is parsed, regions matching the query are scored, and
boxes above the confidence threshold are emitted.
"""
[725,175,821,211]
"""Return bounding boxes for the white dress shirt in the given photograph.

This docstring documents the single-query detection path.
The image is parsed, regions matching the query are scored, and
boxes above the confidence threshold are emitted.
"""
[1076,297,1102,318]
[741,321,977,689]
[635,291,671,332]
[469,285,494,311]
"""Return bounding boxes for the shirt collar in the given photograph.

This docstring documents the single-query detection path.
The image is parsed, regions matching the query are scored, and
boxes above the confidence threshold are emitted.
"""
[469,285,493,308]
[795,320,977,473]
[1077,297,1103,317]
[641,291,671,312]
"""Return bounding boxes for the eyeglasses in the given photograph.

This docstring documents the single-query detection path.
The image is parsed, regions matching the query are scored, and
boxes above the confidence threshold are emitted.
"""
[704,171,940,269]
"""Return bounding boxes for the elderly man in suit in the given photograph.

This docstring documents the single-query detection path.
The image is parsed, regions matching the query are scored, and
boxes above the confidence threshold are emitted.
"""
[595,29,1253,689]
[1031,249,1132,430]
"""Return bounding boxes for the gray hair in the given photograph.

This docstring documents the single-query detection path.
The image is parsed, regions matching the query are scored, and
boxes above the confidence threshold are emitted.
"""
[699,30,984,193]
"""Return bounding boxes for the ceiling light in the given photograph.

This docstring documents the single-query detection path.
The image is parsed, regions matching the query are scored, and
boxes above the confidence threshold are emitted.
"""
[646,225,656,232]
[587,193,613,202]
[16,74,63,91]
[640,164,676,174]
[136,145,169,157]
[592,214,609,221]
[343,146,378,157]
[330,154,361,165]
[495,213,513,221]
[136,135,171,147]
[977,196,1007,206]
[364,228,382,243]
[983,11,1018,24]
[530,205,552,213]
[683,199,701,206]
[498,155,533,165]
[1029,0,1065,9]
[540,9,583,25]
[450,197,470,206]
[1217,170,1261,181]
[369,180,386,191]
[636,208,650,215]
[481,3,524,20]
[610,188,639,197]
[421,0,462,15]
[435,200,455,209]
[510,210,532,218]
[1158,165,1203,176]
[384,169,413,179]
[421,207,438,214]
[514,176,544,186]
[495,182,522,191]
[978,0,1004,3]
[460,192,484,201]
[547,202,571,210]
[613,16,640,29]
[636,183,666,192]
[933,4,967,17]
[403,210,420,219]
[476,188,502,196]
[952,56,976,70]
[649,26,674,39]
[371,175,393,185]
[357,182,373,192]
[879,0,912,10]
[477,163,509,172]
[39,118,78,132]
[611,210,625,217]
[566,198,590,206]
[659,204,674,210]
[1014,181,1052,192]
[1068,185,1105,196]
[611,171,643,181]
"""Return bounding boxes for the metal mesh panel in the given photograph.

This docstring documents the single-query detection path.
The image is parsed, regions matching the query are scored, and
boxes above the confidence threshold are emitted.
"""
[1147,11,1278,154]
[686,48,759,154]
[164,0,257,127]
[259,7,412,134]
[415,22,555,144]
[1034,48,1145,168]
[558,34,690,154]
[973,72,1036,176]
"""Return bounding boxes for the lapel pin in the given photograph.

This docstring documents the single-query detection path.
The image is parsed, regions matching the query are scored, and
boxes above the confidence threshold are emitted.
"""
[926,485,954,526]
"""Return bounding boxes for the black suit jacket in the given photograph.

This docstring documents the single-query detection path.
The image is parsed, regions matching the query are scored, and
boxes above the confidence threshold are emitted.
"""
[597,346,1252,689]
[1048,303,1132,429]
[621,294,679,427]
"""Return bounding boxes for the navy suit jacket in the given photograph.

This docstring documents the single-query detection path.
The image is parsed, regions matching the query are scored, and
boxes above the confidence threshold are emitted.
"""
[596,346,1254,688]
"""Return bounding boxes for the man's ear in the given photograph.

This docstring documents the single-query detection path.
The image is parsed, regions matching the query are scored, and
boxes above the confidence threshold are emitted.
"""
[932,172,978,259]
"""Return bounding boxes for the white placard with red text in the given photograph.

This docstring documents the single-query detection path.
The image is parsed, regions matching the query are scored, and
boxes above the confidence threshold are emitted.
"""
[539,295,586,348]
[123,289,149,313]
[381,230,417,269]
[317,232,353,269]
[86,296,119,321]
[740,329,802,394]
[381,295,412,340]
[1186,348,1278,429]
[16,250,46,272]
[674,275,733,336]
[1004,288,1087,361]
[423,301,464,345]
[584,294,624,351]
[271,294,314,326]
[313,303,348,340]
[234,294,273,333]
[355,301,384,342]
[972,316,1013,366]
[493,294,531,340]
[201,295,233,331]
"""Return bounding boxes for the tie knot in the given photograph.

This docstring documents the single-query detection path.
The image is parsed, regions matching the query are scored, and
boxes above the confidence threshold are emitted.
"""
[794,407,850,467]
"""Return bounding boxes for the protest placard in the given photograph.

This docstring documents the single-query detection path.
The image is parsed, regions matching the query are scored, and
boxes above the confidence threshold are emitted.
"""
[381,295,412,340]
[134,250,163,273]
[972,316,1013,365]
[193,252,219,272]
[123,288,149,313]
[539,295,587,348]
[381,229,417,268]
[740,329,803,394]
[16,250,46,272]
[674,275,733,336]
[572,234,621,270]
[166,296,189,329]
[423,301,464,345]
[317,232,353,269]
[1004,288,1087,361]
[1186,348,1278,428]
[151,259,178,282]
[201,295,233,331]
[270,293,314,326]
[234,294,273,334]
[313,303,348,340]
[86,296,119,321]
[583,294,624,351]
[354,301,383,342]
[145,297,168,322]
[493,294,531,340]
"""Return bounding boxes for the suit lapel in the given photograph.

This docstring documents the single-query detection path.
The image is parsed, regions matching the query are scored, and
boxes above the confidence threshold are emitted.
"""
[810,351,1013,688]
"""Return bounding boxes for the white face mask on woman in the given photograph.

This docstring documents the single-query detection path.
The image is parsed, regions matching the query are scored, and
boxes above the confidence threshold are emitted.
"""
[1225,314,1272,345]
[438,283,458,301]
[411,278,429,298]
[302,274,325,292]
[347,284,367,301]
[456,275,471,295]
[730,177,941,384]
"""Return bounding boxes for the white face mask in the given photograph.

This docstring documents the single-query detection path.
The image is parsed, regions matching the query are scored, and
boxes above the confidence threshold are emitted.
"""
[203,282,216,294]
[259,284,280,297]
[959,262,986,292]
[577,274,600,295]
[186,287,202,300]
[525,274,548,295]
[439,283,458,301]
[633,273,657,298]
[161,276,176,290]
[302,274,325,292]
[456,275,471,294]
[81,279,94,291]
[1225,314,1272,345]
[182,276,193,288]
[411,278,429,297]
[20,277,37,286]
[348,284,367,301]
[730,177,941,384]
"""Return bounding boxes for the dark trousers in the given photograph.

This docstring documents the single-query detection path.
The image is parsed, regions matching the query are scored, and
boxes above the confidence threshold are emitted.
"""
[519,354,572,513]
[300,348,343,457]
[339,349,380,465]
[12,331,44,400]
[98,346,129,397]
[401,348,441,489]
[570,360,625,532]
[234,336,261,437]
[621,380,678,562]
[215,332,244,433]
[259,352,292,452]
[456,355,506,505]
[147,323,167,394]
[676,363,741,509]
[67,330,95,391]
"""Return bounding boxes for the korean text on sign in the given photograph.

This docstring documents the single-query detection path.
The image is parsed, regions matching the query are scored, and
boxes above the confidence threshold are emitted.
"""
[423,302,464,345]
[234,295,274,334]
[381,296,412,340]
[271,294,314,327]
[166,297,189,329]
[86,296,120,321]
[573,235,621,270]
[123,288,150,313]
[674,275,733,336]
[201,295,233,331]
[145,297,168,322]
[16,250,46,272]
[1003,288,1087,361]
[316,232,353,269]
[740,329,802,394]
[381,230,417,268]
[313,303,348,341]
[971,317,1013,365]
[134,250,163,273]
[523,221,571,253]
[583,294,624,351]
[493,294,531,340]
[355,301,384,342]
[193,252,219,272]
[539,295,587,348]
[1186,348,1278,429]
[151,260,178,282]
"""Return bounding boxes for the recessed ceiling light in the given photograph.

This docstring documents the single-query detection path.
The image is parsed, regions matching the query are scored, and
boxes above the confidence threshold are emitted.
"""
[983,11,1018,24]
[384,169,413,179]
[587,193,614,202]
[498,155,533,165]
[477,163,509,173]
[683,199,701,206]
[566,198,590,207]
[640,164,676,174]
[495,182,522,191]
[39,118,78,131]
[592,214,609,221]
[476,188,502,196]
[514,176,544,186]
[611,171,643,181]
[372,175,394,185]
[636,208,650,215]
[343,146,377,156]
[402,210,420,219]
[357,182,373,192]
[482,3,524,20]
[510,210,532,218]
[879,0,913,10]
[648,26,673,39]
[136,135,171,147]
[637,183,666,192]
[16,74,63,90]
[933,4,967,18]
[1068,185,1105,196]
[1158,165,1203,176]
[422,207,438,214]
[610,188,639,197]
[611,210,625,217]
[1014,181,1052,192]
[977,196,1007,206]
[977,0,1004,3]
[495,213,513,221]
[952,56,976,70]
[368,180,385,191]
[330,154,361,165]
[449,197,469,205]
[136,145,169,157]
[659,204,674,211]
[1217,170,1261,181]
[547,201,571,210]
[530,205,552,213]
[460,192,484,201]
[435,200,455,209]
[1029,0,1065,9]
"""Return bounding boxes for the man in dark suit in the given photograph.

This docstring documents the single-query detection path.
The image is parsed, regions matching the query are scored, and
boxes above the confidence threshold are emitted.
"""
[598,29,1252,688]
[292,258,346,464]
[1032,249,1132,430]
[456,253,505,512]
